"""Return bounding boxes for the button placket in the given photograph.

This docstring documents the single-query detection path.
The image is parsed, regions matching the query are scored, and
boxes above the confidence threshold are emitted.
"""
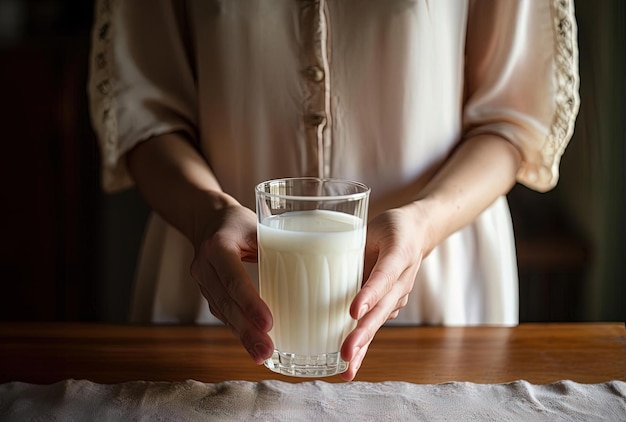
[299,0,331,178]
[305,112,326,127]
[304,65,325,83]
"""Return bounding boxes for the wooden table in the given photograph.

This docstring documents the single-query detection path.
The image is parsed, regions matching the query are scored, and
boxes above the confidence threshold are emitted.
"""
[0,323,624,385]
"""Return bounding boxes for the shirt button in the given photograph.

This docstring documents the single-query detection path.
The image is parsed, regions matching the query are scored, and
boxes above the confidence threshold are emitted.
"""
[305,66,325,82]
[305,112,326,126]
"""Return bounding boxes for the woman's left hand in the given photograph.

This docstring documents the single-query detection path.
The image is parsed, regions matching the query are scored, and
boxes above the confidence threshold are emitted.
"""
[340,203,430,381]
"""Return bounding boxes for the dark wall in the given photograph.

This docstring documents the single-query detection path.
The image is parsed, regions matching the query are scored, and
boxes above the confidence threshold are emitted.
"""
[0,0,623,322]
[0,0,149,322]
[1,0,100,320]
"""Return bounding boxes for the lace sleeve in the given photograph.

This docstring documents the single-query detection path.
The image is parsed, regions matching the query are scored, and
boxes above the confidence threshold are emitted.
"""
[537,0,580,188]
[463,0,580,192]
[88,0,123,191]
[88,0,197,193]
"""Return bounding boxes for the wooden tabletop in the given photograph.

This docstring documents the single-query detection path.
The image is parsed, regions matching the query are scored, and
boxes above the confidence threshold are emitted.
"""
[0,322,624,385]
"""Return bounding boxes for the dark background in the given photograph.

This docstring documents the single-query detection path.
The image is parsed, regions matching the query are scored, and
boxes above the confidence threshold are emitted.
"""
[0,0,623,323]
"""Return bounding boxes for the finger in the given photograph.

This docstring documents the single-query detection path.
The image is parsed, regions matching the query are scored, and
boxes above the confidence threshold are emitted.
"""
[340,338,372,381]
[192,258,274,364]
[350,248,411,320]
[200,283,267,331]
[350,244,419,320]
[209,239,273,332]
[343,268,415,358]
[362,246,379,284]
[389,294,409,320]
[342,284,403,359]
[198,284,227,325]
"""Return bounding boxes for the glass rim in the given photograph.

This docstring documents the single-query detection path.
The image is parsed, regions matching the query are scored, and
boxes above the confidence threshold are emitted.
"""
[255,177,370,202]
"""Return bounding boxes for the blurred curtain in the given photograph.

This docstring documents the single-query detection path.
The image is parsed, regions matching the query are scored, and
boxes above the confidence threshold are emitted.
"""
[558,0,625,321]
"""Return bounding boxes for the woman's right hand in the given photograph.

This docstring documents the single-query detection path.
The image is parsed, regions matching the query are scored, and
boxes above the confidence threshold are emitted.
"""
[127,133,274,365]
[190,204,274,365]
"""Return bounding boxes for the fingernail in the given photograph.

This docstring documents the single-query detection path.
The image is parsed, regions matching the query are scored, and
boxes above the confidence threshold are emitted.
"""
[357,304,369,320]
[352,346,361,359]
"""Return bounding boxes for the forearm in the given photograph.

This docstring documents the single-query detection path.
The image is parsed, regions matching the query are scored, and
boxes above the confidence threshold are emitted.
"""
[126,132,240,248]
[413,134,522,255]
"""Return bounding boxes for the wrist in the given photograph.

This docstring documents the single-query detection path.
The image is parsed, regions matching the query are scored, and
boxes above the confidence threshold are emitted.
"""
[190,190,242,250]
[405,197,443,258]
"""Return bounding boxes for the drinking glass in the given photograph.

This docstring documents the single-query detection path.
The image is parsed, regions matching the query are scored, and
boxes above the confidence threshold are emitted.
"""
[255,177,370,377]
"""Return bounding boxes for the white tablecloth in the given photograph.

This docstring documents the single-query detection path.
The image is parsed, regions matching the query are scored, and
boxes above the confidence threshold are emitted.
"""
[1,379,624,421]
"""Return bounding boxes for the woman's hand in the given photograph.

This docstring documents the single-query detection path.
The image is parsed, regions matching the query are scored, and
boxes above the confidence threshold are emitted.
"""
[127,133,274,366]
[128,131,520,379]
[340,203,430,381]
[190,204,274,365]
[339,136,522,381]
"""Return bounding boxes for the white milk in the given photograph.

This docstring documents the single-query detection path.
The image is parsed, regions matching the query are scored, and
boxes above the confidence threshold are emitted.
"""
[258,210,366,356]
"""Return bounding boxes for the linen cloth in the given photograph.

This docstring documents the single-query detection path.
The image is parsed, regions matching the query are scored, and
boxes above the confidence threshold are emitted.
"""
[88,0,580,326]
[1,379,624,421]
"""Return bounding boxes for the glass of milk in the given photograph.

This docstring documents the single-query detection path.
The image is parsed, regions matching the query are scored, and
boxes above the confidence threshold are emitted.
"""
[255,177,370,377]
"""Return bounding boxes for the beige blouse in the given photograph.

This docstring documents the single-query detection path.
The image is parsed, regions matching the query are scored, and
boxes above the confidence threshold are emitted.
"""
[89,0,579,326]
